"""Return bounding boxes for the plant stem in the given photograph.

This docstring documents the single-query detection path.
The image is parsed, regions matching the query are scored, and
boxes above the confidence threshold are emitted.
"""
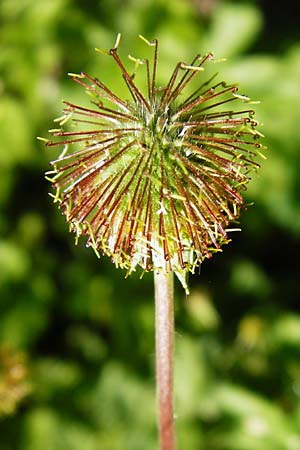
[154,271,176,450]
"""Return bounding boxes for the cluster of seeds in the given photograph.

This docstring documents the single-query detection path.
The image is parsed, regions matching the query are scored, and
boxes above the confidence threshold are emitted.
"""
[45,35,263,290]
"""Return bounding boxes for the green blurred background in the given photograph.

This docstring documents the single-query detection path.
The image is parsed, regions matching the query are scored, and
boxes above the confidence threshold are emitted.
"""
[1,0,300,449]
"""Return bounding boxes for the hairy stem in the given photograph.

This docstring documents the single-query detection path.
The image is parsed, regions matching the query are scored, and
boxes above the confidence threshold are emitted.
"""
[154,271,176,450]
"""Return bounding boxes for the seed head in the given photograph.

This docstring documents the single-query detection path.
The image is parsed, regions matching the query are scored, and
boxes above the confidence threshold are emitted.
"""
[44,35,264,292]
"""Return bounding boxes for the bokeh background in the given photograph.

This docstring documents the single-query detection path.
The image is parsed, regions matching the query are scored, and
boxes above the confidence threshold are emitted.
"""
[1,0,300,449]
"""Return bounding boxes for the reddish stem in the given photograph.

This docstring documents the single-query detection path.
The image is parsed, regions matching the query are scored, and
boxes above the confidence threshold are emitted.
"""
[154,271,176,450]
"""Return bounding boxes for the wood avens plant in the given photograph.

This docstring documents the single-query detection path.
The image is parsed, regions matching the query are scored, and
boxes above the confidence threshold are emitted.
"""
[43,34,264,450]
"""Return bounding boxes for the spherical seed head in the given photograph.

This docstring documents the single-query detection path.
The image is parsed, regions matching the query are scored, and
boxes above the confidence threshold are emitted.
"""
[46,35,264,292]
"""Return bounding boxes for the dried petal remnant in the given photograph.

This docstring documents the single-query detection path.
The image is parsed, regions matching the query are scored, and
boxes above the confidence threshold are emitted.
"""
[46,36,263,288]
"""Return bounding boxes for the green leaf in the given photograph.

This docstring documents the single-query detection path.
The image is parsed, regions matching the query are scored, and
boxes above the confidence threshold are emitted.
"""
[204,3,263,57]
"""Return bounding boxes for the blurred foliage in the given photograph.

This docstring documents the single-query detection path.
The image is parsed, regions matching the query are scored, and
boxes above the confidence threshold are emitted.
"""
[0,0,300,449]
[0,348,30,416]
